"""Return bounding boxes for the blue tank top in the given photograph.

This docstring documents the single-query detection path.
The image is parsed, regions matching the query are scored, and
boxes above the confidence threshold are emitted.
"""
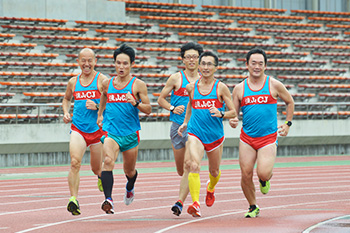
[72,72,101,133]
[187,79,225,144]
[169,71,190,125]
[103,76,141,136]
[241,76,277,138]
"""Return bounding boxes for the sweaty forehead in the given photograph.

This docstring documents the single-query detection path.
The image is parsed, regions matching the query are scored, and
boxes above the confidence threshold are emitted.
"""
[249,53,264,62]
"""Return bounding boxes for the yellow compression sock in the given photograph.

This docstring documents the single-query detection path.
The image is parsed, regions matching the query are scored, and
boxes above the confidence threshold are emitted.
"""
[208,170,221,191]
[188,172,201,203]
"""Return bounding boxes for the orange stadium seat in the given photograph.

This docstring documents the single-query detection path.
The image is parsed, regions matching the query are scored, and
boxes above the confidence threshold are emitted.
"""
[312,52,350,60]
[0,71,77,81]
[236,58,327,67]
[75,20,153,30]
[65,53,150,63]
[325,24,350,31]
[122,0,196,10]
[219,12,304,22]
[0,16,67,26]
[308,16,350,25]
[290,9,350,17]
[159,24,252,34]
[275,36,350,45]
[255,28,340,37]
[331,60,350,67]
[95,29,172,38]
[278,75,349,83]
[198,41,290,51]
[0,33,16,41]
[298,84,350,91]
[294,44,350,52]
[202,5,287,14]
[0,92,15,102]
[116,38,187,46]
[0,52,59,61]
[0,42,37,52]
[156,56,232,65]
[319,93,350,102]
[178,32,270,42]
[139,15,233,25]
[0,61,78,72]
[1,25,88,35]
[217,49,309,59]
[44,44,116,53]
[125,7,214,17]
[237,20,322,29]
[22,35,109,44]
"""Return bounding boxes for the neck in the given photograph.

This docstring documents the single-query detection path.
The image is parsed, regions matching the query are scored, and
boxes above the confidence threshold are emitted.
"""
[184,69,198,79]
[81,70,96,80]
[200,76,215,84]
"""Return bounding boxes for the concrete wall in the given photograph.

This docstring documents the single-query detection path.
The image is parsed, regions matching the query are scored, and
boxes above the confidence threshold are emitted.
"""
[1,120,350,167]
[0,0,125,22]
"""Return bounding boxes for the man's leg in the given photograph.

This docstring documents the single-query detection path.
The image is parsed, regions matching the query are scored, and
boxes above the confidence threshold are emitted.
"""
[67,131,87,215]
[239,141,260,217]
[172,144,190,216]
[122,146,138,205]
[100,137,119,214]
[186,136,204,217]
[205,144,223,207]
[256,144,276,195]
[90,143,103,192]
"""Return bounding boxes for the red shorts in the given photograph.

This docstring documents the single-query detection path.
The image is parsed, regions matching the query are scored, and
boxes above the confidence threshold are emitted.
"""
[240,129,277,151]
[188,133,225,152]
[71,124,107,147]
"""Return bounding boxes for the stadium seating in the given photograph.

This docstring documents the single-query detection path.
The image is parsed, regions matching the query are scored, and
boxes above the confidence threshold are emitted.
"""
[126,7,215,17]
[122,0,196,10]
[159,24,252,34]
[2,2,349,123]
[255,28,340,37]
[202,5,287,14]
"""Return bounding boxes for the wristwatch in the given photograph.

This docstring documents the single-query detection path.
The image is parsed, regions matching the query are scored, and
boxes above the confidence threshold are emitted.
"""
[285,121,292,127]
[169,106,175,112]
[220,111,225,118]
[95,104,99,110]
[133,101,140,107]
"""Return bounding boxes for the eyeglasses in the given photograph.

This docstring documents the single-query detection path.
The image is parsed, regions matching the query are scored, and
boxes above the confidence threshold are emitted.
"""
[200,62,216,67]
[183,55,199,60]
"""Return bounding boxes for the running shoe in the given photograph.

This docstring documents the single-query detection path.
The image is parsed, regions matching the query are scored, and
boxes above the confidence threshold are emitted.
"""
[67,196,81,215]
[98,177,103,192]
[171,201,183,216]
[187,201,201,217]
[245,205,260,218]
[101,198,114,214]
[205,180,215,207]
[259,180,270,195]
[124,187,135,205]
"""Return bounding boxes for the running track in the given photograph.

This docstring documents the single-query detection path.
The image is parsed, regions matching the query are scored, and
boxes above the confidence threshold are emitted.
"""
[1,155,350,233]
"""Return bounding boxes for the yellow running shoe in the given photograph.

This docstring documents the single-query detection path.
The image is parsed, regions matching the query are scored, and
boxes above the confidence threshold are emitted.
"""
[67,196,81,215]
[259,180,270,195]
[245,205,260,218]
[98,177,103,192]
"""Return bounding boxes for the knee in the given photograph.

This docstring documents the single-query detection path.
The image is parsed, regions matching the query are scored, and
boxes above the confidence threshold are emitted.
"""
[70,158,81,171]
[209,168,220,178]
[176,167,184,177]
[189,161,200,173]
[241,169,254,181]
[257,171,272,182]
[103,156,114,168]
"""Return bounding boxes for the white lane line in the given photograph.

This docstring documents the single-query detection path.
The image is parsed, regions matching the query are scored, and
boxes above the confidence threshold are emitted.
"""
[302,215,350,233]
[154,198,350,233]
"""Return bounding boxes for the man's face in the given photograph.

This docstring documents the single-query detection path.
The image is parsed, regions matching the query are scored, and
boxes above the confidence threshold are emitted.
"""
[182,49,200,71]
[199,56,217,79]
[77,50,96,76]
[115,53,132,78]
[246,53,266,78]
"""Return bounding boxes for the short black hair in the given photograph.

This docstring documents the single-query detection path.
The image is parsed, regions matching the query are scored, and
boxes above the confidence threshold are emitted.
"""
[180,42,203,58]
[113,44,135,63]
[199,50,219,66]
[246,48,267,65]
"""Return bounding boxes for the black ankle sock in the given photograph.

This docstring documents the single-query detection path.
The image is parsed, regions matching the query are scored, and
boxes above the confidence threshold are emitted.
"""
[249,205,257,211]
[126,170,138,191]
[259,179,266,187]
[101,171,113,199]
